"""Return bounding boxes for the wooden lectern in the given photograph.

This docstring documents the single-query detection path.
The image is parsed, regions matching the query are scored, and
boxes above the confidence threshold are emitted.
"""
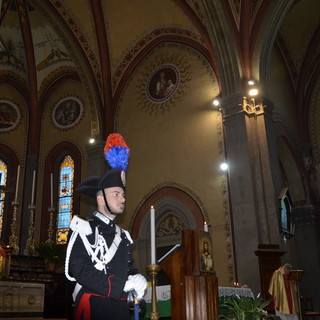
[160,229,219,320]
[289,269,304,320]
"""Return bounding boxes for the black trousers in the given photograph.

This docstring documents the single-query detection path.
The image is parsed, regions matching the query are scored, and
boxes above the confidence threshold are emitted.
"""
[74,294,131,320]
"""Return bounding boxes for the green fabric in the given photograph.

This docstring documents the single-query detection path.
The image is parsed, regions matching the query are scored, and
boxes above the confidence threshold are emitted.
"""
[141,296,248,318]
[141,300,171,318]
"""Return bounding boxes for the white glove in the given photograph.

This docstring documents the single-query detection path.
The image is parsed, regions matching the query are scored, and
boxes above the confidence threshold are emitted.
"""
[124,275,135,292]
[131,274,147,298]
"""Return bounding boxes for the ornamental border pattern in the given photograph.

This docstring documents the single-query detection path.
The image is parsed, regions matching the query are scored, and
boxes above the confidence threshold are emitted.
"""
[51,0,102,86]
[112,27,201,92]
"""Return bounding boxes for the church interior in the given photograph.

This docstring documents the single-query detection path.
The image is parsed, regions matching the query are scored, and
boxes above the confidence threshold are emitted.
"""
[1,0,320,318]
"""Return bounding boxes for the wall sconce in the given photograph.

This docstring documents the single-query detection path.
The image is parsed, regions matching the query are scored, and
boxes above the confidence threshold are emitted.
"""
[89,138,95,144]
[248,88,259,97]
[220,162,228,171]
[212,99,220,107]
[247,81,259,109]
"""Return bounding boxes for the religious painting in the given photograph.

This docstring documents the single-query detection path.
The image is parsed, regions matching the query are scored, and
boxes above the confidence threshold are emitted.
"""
[199,232,215,273]
[0,100,20,132]
[146,64,180,103]
[52,97,83,129]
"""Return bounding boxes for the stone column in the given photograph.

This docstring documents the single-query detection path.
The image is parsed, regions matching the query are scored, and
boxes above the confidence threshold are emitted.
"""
[82,141,106,216]
[221,93,281,294]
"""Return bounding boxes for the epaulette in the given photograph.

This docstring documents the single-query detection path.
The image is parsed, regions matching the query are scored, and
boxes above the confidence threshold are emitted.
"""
[70,215,92,236]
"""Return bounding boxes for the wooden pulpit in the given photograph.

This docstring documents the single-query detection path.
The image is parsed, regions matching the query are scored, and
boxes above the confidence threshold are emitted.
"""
[160,229,219,320]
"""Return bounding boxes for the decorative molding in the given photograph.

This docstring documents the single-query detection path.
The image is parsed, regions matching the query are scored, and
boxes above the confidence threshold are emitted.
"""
[186,0,205,23]
[157,213,186,237]
[50,0,102,86]
[112,27,201,92]
[0,70,27,90]
[130,181,207,233]
[38,66,79,101]
[216,110,235,284]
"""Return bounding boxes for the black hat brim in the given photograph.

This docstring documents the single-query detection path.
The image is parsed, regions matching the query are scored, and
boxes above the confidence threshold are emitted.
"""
[76,176,101,198]
[76,169,126,198]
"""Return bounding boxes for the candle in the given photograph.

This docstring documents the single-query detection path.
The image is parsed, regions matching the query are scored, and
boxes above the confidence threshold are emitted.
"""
[50,173,53,207]
[31,170,36,206]
[150,206,156,264]
[14,165,20,201]
[204,221,208,232]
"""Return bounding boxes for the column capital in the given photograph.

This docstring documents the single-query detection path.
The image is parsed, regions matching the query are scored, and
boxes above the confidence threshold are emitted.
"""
[220,93,274,118]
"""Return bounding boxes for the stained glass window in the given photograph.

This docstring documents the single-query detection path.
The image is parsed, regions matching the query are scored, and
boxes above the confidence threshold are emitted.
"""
[56,155,74,244]
[0,159,7,238]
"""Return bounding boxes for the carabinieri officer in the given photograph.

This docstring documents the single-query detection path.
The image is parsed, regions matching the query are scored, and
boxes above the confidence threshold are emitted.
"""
[65,134,147,320]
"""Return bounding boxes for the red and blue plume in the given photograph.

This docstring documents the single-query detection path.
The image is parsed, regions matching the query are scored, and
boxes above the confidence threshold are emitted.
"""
[104,133,130,171]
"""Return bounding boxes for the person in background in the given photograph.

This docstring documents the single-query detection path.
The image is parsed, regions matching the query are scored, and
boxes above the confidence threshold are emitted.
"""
[268,263,300,320]
[65,133,147,320]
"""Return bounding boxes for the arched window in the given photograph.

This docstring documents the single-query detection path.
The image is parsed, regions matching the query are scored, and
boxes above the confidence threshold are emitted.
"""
[56,155,74,244]
[0,159,7,238]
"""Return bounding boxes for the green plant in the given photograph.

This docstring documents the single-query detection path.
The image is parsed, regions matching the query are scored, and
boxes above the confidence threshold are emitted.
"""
[35,241,64,264]
[218,295,281,320]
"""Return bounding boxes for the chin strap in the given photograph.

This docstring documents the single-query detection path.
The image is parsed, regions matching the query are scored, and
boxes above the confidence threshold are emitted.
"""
[101,189,122,216]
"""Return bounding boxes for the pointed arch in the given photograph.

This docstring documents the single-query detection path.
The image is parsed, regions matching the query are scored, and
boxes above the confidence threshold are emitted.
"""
[56,155,75,244]
[131,185,205,274]
[41,141,82,242]
[131,186,205,239]
[0,159,8,237]
[0,144,19,243]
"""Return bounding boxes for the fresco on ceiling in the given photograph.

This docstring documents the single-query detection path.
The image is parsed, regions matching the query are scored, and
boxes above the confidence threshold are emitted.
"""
[0,100,21,132]
[52,97,83,130]
[146,64,180,103]
[36,34,69,71]
[0,37,25,70]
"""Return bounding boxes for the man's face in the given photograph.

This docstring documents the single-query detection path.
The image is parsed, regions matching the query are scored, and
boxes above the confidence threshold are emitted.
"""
[104,187,126,215]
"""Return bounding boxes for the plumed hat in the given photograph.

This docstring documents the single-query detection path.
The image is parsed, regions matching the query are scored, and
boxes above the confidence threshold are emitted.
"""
[76,134,130,198]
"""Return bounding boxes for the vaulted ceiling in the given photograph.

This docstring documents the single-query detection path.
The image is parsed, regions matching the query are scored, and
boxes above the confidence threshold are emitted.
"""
[1,0,319,145]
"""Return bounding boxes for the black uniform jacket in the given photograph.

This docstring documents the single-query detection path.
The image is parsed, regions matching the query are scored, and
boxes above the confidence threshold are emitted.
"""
[68,212,139,306]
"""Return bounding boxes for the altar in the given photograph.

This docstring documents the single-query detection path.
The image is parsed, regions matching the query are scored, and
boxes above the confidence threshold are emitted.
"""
[0,281,45,314]
[218,286,254,299]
